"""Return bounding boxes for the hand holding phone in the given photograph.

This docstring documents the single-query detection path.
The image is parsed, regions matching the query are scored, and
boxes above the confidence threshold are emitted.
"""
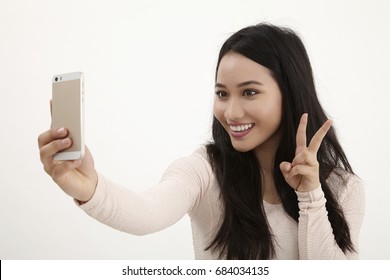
[38,72,97,202]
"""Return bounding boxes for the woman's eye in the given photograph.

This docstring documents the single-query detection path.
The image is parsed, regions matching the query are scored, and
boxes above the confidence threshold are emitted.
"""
[215,91,228,98]
[243,89,258,96]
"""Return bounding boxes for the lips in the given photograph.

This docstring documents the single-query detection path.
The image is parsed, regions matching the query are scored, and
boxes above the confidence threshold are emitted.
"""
[228,123,255,138]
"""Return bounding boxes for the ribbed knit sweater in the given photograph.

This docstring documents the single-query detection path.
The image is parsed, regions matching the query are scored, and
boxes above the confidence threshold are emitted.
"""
[78,147,365,259]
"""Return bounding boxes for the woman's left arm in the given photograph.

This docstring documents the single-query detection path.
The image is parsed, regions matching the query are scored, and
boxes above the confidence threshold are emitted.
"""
[296,176,365,259]
[280,113,365,259]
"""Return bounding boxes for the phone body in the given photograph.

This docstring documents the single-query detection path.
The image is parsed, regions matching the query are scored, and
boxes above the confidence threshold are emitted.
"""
[51,72,85,160]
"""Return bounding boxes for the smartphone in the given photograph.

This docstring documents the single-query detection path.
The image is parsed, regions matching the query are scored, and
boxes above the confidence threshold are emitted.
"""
[51,72,85,160]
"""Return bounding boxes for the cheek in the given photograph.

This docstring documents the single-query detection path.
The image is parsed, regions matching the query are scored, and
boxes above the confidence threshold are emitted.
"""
[267,99,283,126]
[251,97,282,124]
[213,101,225,121]
[213,102,230,133]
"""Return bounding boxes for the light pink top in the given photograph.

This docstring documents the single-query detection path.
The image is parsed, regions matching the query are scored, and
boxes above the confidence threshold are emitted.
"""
[78,147,365,259]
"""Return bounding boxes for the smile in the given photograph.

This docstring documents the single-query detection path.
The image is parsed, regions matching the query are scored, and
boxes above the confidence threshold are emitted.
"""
[229,123,254,132]
[228,123,255,138]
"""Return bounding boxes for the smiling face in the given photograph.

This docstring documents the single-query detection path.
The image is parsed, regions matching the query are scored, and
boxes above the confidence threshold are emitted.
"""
[213,52,283,156]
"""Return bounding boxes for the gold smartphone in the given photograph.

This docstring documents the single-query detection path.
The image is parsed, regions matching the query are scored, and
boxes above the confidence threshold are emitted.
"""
[51,72,85,160]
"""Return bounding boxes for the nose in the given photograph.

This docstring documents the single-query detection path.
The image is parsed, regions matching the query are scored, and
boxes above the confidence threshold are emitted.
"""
[224,98,245,121]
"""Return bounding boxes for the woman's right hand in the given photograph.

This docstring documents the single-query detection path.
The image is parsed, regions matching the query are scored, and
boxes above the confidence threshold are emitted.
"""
[38,127,98,203]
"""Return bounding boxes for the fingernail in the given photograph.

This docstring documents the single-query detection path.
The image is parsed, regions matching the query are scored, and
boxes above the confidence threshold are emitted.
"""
[61,138,70,145]
[57,127,65,135]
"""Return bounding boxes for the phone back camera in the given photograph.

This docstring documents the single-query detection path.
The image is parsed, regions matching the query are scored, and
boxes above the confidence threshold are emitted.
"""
[55,77,58,82]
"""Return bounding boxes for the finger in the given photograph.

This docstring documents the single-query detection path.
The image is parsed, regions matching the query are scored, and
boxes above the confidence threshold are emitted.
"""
[38,127,68,148]
[279,162,293,183]
[287,164,313,178]
[39,137,72,164]
[291,149,318,167]
[308,119,333,153]
[279,161,292,174]
[295,113,308,154]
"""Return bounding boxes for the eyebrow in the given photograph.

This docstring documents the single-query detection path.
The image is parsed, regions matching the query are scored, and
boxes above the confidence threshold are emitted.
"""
[215,80,264,88]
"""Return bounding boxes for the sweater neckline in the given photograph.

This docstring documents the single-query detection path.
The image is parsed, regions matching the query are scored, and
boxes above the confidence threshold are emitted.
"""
[263,199,283,206]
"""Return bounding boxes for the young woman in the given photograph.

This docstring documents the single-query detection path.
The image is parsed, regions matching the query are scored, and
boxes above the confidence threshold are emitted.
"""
[38,23,365,259]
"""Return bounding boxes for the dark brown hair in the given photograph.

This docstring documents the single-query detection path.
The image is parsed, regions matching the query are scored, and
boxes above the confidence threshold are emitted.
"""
[206,23,355,259]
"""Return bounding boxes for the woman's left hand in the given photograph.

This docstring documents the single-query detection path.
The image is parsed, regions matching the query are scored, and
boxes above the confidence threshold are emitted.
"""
[280,113,332,192]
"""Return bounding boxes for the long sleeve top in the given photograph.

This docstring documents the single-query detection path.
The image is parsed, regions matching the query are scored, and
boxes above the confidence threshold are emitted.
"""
[78,147,365,259]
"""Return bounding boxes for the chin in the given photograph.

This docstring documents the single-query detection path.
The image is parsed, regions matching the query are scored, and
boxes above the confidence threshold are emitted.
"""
[231,143,253,153]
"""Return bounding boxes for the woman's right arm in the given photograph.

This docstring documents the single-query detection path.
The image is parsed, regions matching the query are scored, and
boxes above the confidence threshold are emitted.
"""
[39,127,210,236]
[38,127,98,203]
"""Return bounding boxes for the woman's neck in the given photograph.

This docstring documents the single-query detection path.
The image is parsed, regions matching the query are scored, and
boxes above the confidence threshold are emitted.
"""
[261,173,281,204]
[254,130,282,204]
[254,142,278,174]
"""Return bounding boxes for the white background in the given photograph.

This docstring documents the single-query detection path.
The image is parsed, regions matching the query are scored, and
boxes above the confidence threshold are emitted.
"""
[1,0,389,260]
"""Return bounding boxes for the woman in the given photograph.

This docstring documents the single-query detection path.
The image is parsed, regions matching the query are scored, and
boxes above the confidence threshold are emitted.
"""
[38,23,365,259]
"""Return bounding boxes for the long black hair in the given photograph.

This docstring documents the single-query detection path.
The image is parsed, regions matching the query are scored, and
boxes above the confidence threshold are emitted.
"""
[206,23,355,259]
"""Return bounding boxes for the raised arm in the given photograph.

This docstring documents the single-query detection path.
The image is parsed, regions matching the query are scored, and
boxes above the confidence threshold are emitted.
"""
[77,149,211,236]
[279,114,365,259]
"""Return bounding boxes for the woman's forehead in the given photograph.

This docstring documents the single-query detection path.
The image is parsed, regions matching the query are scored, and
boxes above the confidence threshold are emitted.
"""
[217,52,273,85]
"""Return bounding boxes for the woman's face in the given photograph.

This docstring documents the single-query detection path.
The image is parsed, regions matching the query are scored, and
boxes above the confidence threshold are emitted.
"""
[213,52,283,154]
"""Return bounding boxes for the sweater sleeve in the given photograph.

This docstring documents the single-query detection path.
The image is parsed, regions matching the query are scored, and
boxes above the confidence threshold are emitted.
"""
[76,149,211,236]
[296,174,365,259]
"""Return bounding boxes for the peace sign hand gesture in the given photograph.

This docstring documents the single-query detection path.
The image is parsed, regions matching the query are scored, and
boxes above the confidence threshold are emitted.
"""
[280,113,333,192]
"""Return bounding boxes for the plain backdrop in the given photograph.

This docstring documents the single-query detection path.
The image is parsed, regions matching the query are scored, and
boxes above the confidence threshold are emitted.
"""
[1,0,389,260]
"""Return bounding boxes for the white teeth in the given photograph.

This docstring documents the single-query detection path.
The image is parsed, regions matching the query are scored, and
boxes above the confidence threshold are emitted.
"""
[229,123,254,132]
